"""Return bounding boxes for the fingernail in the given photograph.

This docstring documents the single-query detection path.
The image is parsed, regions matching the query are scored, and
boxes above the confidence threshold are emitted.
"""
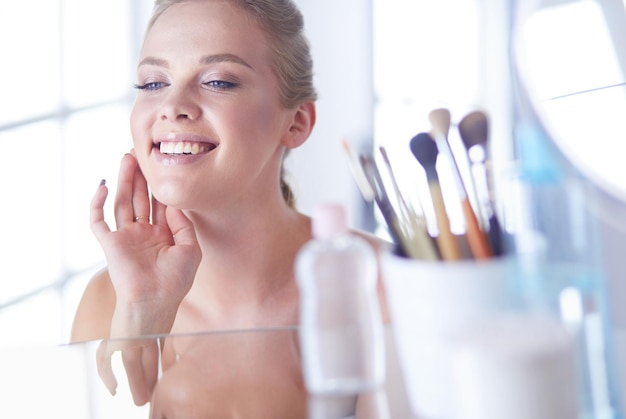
[100,179,106,187]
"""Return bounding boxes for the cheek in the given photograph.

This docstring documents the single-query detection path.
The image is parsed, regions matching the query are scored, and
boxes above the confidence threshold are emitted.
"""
[129,103,156,179]
[257,94,282,131]
[130,104,148,143]
[239,96,285,142]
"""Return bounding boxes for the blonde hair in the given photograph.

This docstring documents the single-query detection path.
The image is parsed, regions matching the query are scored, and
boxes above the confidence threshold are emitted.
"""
[147,0,316,207]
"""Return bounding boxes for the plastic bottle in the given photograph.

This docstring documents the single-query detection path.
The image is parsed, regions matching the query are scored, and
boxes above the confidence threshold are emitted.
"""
[295,203,385,396]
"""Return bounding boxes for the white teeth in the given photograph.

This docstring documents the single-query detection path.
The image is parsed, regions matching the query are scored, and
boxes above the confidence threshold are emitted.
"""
[159,141,212,155]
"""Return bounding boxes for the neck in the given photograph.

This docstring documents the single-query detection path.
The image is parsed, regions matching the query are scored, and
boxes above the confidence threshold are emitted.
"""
[183,198,311,308]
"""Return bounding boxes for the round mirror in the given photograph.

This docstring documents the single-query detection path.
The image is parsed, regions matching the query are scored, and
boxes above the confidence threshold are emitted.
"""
[512,0,626,203]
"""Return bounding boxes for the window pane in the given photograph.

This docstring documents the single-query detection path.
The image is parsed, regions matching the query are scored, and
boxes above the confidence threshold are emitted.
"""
[0,1,61,125]
[62,0,135,107]
[0,122,64,303]
[0,0,151,348]
[373,0,478,109]
[62,104,134,272]
[0,290,62,346]
[373,0,479,235]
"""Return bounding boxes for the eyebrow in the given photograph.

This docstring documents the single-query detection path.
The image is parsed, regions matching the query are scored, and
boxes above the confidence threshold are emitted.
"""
[137,56,169,68]
[201,53,254,70]
[137,53,254,70]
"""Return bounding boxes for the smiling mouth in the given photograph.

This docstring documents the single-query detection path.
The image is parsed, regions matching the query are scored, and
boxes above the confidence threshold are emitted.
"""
[158,141,217,155]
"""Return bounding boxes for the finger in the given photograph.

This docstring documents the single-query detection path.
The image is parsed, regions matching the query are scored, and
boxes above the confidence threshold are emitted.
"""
[132,162,151,223]
[151,195,168,229]
[114,154,139,229]
[149,396,162,419]
[142,341,161,399]
[96,340,118,396]
[121,344,152,406]
[166,207,200,251]
[90,180,112,243]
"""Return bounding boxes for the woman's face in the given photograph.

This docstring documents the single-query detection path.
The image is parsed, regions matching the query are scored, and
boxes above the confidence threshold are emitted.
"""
[131,0,296,210]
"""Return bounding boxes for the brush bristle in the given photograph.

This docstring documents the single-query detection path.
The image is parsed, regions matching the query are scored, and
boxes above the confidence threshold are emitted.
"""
[458,110,489,149]
[429,108,451,137]
[341,138,375,202]
[410,132,438,173]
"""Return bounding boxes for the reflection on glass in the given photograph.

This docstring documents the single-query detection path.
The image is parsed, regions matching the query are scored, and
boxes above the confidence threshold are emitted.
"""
[154,328,308,418]
[0,327,410,418]
[0,328,348,418]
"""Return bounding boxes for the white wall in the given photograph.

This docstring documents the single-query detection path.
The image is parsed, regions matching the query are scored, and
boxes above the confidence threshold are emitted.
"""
[286,0,375,230]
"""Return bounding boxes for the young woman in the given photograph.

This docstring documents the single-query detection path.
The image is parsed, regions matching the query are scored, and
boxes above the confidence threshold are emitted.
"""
[71,0,389,416]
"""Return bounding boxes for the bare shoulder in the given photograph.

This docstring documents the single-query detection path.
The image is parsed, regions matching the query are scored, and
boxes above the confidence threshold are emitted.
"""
[351,229,393,323]
[352,229,393,255]
[70,268,116,343]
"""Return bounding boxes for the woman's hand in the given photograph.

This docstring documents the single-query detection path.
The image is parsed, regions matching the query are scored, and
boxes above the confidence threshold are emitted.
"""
[91,153,201,335]
[90,152,202,403]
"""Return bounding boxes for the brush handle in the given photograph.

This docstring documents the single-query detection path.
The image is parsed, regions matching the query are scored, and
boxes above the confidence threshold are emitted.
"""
[434,132,489,260]
[343,140,375,202]
[472,159,504,255]
[429,181,461,261]
[377,196,409,258]
[360,155,409,257]
[461,198,492,259]
[379,147,437,260]
[488,213,504,256]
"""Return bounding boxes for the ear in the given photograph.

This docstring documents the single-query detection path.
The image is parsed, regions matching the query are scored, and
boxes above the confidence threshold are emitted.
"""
[282,101,316,149]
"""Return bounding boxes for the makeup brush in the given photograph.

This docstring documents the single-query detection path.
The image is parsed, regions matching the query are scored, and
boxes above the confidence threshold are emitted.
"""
[379,145,438,260]
[429,108,492,260]
[359,153,409,257]
[409,132,461,261]
[458,110,504,255]
[341,138,375,202]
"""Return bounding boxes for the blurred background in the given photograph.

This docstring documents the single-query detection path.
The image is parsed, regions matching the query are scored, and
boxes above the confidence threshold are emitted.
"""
[1,0,625,357]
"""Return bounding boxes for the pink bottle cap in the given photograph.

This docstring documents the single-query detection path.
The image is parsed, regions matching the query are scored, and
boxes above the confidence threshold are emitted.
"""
[312,203,347,240]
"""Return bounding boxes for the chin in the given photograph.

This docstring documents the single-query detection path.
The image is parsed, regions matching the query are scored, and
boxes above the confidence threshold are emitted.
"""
[150,183,194,210]
[151,182,221,213]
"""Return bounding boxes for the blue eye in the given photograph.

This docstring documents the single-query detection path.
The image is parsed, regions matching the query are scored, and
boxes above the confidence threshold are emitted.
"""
[133,81,168,91]
[204,80,238,90]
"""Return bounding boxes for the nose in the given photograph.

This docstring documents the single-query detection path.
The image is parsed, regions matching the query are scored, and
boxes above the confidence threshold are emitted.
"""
[159,85,201,121]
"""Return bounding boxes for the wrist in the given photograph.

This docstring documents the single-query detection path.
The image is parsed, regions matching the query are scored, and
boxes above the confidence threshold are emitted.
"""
[110,298,180,338]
